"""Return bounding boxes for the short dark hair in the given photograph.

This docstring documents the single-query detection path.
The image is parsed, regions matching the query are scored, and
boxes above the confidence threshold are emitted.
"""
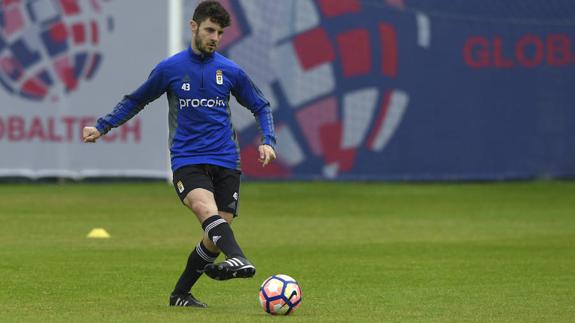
[193,1,231,28]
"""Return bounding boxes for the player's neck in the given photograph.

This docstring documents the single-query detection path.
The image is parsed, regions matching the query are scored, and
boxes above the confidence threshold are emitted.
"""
[190,41,212,58]
[191,42,201,55]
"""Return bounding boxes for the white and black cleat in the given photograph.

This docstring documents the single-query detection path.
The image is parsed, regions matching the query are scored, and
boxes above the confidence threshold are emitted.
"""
[204,256,256,280]
[169,293,207,308]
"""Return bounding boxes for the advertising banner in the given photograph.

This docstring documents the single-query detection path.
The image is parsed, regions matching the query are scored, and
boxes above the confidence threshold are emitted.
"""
[183,0,575,180]
[0,0,168,178]
[2,0,574,180]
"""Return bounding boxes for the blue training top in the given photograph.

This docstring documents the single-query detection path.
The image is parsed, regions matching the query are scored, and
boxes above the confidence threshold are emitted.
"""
[95,47,276,171]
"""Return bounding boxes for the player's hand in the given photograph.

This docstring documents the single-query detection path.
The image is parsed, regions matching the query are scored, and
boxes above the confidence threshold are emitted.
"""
[82,126,101,143]
[258,144,276,167]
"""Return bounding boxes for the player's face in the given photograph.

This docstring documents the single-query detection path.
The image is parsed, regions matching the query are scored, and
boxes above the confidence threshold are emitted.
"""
[191,18,224,55]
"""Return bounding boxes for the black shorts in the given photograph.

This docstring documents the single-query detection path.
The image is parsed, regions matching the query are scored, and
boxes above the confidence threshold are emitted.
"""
[172,164,241,216]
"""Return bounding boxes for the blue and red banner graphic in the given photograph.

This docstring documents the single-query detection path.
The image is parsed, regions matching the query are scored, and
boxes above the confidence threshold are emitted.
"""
[201,0,575,180]
[1,0,574,180]
[0,0,111,101]
[0,0,168,179]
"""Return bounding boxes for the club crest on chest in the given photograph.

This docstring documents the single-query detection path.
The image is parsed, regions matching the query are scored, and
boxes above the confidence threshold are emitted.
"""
[216,70,224,85]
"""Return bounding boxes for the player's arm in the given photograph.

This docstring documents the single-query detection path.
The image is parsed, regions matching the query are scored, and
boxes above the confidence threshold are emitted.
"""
[83,64,167,143]
[231,69,277,167]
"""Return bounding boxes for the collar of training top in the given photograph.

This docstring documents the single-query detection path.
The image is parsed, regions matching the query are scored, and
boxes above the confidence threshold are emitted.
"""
[188,46,215,62]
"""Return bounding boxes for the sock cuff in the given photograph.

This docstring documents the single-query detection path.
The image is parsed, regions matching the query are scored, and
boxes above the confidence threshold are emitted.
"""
[196,242,219,263]
[202,215,228,236]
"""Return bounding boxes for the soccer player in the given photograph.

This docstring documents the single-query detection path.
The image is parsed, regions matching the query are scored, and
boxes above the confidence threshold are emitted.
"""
[82,0,276,308]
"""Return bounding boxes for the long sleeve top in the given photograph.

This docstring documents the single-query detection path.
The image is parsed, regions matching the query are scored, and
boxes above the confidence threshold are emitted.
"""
[95,47,276,171]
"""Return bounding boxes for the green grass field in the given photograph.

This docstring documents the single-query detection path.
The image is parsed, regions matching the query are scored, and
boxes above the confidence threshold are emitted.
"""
[0,181,574,322]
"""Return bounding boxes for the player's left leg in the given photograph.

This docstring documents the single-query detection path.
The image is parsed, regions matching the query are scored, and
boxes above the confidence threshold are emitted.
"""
[202,165,256,280]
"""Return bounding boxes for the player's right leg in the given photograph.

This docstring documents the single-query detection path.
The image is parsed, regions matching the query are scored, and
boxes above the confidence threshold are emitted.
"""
[169,238,218,307]
[170,165,220,307]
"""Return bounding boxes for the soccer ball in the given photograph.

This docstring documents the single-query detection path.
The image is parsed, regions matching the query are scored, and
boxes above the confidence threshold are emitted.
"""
[258,274,302,315]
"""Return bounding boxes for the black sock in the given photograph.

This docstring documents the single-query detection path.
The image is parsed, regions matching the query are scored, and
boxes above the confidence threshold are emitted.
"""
[172,241,219,295]
[202,215,245,259]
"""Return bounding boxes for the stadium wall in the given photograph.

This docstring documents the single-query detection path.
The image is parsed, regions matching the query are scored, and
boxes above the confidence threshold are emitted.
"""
[1,0,574,181]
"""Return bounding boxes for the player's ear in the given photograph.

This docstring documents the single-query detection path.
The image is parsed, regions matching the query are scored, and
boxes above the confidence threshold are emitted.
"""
[190,20,198,33]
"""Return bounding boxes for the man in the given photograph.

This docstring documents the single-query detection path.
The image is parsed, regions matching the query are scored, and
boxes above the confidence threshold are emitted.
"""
[82,0,276,308]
